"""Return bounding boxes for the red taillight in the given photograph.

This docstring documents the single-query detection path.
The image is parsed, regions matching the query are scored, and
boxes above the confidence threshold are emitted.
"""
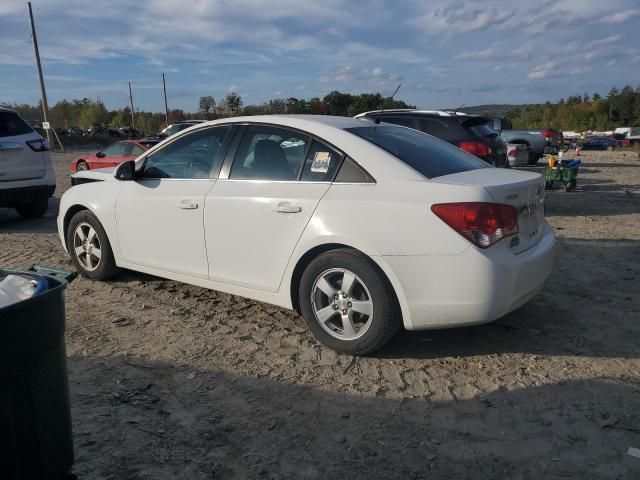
[459,141,490,158]
[431,202,518,248]
[540,129,553,141]
[507,148,517,157]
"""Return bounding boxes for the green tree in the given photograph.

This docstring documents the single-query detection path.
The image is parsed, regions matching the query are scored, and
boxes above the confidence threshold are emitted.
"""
[222,92,243,116]
[78,100,108,128]
[198,96,216,118]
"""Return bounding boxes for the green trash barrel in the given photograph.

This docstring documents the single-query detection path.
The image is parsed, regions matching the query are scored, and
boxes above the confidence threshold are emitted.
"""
[0,267,77,480]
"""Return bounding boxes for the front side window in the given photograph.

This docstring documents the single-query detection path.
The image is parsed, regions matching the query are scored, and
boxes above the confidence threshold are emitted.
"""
[346,125,490,179]
[229,126,310,181]
[143,126,230,179]
[102,142,127,157]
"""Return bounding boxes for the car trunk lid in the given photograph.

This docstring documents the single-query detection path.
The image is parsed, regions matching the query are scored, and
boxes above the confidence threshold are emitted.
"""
[432,168,546,253]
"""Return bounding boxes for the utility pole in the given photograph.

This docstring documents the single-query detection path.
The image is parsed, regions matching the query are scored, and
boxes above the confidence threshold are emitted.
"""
[27,2,53,149]
[128,82,135,131]
[162,73,169,126]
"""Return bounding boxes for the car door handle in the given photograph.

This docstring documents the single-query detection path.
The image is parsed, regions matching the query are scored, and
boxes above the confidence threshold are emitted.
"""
[178,199,199,210]
[273,202,302,214]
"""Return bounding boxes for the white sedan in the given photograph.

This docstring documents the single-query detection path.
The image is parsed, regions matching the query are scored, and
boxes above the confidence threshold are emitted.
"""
[58,115,556,355]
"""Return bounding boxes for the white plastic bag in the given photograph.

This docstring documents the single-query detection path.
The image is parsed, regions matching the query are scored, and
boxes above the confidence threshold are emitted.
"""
[0,275,37,310]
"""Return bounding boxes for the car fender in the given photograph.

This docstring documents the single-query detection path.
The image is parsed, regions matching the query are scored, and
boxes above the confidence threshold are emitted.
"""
[58,180,122,259]
[279,232,414,329]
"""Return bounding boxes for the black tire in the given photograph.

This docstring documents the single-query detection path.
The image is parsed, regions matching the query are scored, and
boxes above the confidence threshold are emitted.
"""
[299,248,401,355]
[66,210,119,280]
[15,199,48,219]
[76,161,89,171]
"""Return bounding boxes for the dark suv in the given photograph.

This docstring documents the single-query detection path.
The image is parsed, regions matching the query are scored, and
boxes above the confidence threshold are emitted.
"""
[355,110,509,168]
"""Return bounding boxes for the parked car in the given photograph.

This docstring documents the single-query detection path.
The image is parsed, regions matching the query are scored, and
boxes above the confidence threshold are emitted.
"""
[355,110,509,167]
[486,116,563,164]
[581,137,617,151]
[58,115,556,354]
[159,120,206,138]
[0,107,56,218]
[68,138,161,172]
[506,143,530,167]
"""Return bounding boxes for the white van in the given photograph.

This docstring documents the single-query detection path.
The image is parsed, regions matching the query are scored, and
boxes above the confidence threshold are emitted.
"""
[0,107,56,218]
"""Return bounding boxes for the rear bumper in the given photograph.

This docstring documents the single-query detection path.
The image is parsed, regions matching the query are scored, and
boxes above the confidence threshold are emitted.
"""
[384,224,557,330]
[0,184,55,207]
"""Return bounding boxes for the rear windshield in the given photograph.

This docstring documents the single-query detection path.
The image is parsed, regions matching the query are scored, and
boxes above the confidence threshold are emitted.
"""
[0,112,34,137]
[346,125,490,179]
[467,122,497,138]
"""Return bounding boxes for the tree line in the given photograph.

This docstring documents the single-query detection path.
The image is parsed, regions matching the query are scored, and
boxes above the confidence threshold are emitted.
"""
[4,91,414,136]
[504,85,640,131]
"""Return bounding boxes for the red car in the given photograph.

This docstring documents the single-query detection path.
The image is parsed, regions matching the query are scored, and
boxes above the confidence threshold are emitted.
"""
[68,138,160,172]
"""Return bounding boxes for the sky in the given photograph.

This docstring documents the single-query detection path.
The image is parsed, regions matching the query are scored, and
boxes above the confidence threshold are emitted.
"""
[1,0,639,113]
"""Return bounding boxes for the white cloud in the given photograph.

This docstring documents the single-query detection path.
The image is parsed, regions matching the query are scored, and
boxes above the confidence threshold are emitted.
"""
[601,9,640,23]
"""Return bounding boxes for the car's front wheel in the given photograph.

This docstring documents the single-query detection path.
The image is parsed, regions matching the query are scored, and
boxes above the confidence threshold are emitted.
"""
[15,199,48,219]
[66,210,119,280]
[76,161,89,171]
[299,248,401,355]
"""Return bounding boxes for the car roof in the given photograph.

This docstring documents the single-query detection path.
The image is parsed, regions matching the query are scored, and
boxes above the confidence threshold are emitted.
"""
[199,114,373,130]
[0,106,18,113]
[356,109,473,118]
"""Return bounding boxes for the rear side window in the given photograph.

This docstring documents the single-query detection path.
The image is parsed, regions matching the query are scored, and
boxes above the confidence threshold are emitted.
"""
[346,125,490,179]
[0,112,34,137]
[300,141,342,182]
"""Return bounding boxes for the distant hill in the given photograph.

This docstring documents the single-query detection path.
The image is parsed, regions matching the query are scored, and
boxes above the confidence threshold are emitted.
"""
[457,104,541,117]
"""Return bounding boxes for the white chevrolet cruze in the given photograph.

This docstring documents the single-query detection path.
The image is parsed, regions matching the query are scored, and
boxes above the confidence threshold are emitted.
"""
[58,115,556,354]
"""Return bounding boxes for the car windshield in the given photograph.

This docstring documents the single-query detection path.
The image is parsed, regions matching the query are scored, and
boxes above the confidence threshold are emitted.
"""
[346,125,490,179]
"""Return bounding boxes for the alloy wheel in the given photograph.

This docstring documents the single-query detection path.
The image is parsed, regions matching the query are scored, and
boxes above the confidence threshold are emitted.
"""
[311,268,374,340]
[73,222,102,271]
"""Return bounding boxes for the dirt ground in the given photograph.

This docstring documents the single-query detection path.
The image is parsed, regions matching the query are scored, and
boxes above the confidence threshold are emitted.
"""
[1,149,640,479]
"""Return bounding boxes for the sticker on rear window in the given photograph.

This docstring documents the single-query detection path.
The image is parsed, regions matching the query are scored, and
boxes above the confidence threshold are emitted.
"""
[311,151,331,173]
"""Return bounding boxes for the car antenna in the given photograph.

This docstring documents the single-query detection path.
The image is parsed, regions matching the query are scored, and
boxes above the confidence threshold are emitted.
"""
[376,84,402,124]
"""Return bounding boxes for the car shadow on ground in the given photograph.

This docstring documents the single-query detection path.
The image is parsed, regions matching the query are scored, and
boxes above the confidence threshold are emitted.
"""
[0,198,60,234]
[65,353,640,479]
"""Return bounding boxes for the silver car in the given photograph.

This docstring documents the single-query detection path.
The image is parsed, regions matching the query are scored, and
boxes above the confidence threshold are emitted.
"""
[0,107,55,218]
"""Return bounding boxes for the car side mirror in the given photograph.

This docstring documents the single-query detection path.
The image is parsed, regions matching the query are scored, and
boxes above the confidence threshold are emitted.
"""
[115,160,137,181]
[96,151,105,158]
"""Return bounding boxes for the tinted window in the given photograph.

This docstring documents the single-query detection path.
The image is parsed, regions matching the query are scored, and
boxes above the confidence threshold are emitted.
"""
[0,112,34,137]
[140,141,159,149]
[143,126,230,179]
[417,118,462,141]
[300,141,342,182]
[102,142,127,157]
[381,117,417,129]
[468,123,497,138]
[230,126,309,181]
[128,144,145,156]
[346,125,490,179]
[335,157,375,183]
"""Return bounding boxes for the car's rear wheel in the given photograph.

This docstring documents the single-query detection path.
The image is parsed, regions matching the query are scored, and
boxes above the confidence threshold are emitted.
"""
[76,161,89,172]
[66,210,119,280]
[15,199,48,219]
[299,248,401,355]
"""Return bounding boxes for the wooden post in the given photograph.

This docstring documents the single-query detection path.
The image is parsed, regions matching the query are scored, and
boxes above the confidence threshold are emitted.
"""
[27,2,54,149]
[163,73,169,126]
